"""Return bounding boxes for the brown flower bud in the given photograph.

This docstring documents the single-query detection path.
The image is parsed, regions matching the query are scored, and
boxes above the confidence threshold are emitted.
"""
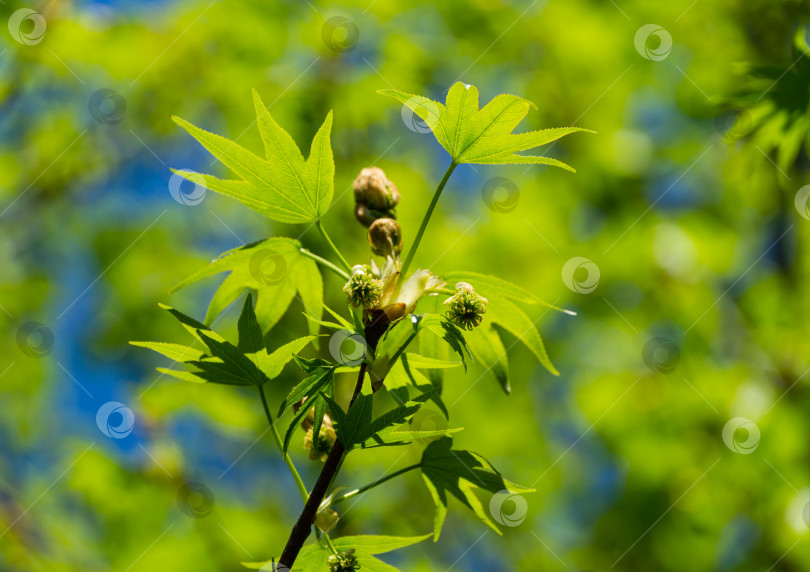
[354,203,397,227]
[353,167,400,211]
[367,218,402,258]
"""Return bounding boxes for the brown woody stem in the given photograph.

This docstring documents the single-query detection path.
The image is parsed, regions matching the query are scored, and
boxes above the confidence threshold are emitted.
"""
[277,305,391,569]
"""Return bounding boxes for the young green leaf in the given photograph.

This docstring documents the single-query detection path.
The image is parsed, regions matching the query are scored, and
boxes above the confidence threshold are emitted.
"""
[331,392,374,449]
[171,89,334,223]
[187,331,269,386]
[157,303,225,344]
[415,294,450,388]
[261,336,318,380]
[294,354,334,373]
[278,367,334,417]
[283,395,322,454]
[379,82,592,169]
[354,386,439,446]
[384,356,449,419]
[170,237,322,342]
[360,425,463,448]
[485,297,558,375]
[236,294,264,355]
[414,314,472,370]
[443,271,575,313]
[242,534,431,572]
[128,341,204,363]
[466,322,511,394]
[420,437,535,540]
[401,353,463,369]
[155,367,207,384]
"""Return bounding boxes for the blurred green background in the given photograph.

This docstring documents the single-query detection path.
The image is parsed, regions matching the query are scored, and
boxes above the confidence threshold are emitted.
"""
[2,0,809,570]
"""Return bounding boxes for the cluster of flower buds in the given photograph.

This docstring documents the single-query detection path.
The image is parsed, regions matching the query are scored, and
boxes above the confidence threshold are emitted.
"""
[328,549,360,572]
[343,265,384,309]
[444,282,488,330]
[353,167,404,266]
[296,398,337,462]
[353,167,400,227]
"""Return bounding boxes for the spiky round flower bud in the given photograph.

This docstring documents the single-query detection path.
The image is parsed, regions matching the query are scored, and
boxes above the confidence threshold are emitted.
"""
[304,422,337,462]
[343,266,384,309]
[328,549,360,572]
[444,282,488,330]
[353,167,400,211]
[367,218,402,258]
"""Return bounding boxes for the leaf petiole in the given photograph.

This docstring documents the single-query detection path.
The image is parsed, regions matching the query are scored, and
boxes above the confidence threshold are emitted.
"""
[316,220,352,272]
[329,463,422,506]
[299,248,350,281]
[257,385,310,502]
[400,161,457,277]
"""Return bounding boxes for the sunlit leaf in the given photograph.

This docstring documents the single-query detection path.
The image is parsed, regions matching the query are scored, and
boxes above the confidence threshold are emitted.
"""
[380,82,591,169]
[420,437,535,540]
[466,322,510,394]
[171,89,334,223]
[170,237,322,341]
[242,534,431,571]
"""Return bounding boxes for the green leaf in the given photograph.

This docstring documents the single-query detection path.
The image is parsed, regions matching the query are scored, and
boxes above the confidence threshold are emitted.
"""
[236,294,264,354]
[278,367,334,417]
[294,355,334,373]
[485,297,558,376]
[155,367,207,384]
[262,336,318,380]
[157,303,225,344]
[332,392,374,449]
[283,394,322,454]
[415,314,472,370]
[379,82,591,169]
[415,295,450,388]
[361,425,463,448]
[420,437,535,540]
[384,355,449,418]
[129,341,204,363]
[357,386,438,445]
[303,313,343,331]
[187,331,269,386]
[401,354,462,369]
[171,89,334,223]
[170,237,322,340]
[466,322,510,394]
[242,534,431,571]
[323,303,354,330]
[444,271,575,314]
